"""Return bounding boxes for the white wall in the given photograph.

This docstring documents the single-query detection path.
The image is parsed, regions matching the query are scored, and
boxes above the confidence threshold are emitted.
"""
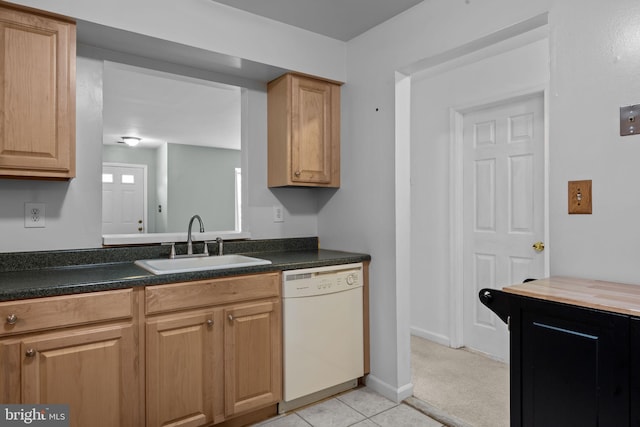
[319,0,640,404]
[9,0,346,83]
[0,56,104,252]
[548,0,640,284]
[319,0,548,403]
[406,0,640,348]
[318,0,640,402]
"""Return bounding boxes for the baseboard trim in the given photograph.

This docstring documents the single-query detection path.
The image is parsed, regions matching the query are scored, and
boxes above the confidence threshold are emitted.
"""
[410,327,450,347]
[364,374,414,403]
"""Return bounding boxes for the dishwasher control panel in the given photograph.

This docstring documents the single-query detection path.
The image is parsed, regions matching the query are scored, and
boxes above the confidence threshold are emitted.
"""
[282,263,363,298]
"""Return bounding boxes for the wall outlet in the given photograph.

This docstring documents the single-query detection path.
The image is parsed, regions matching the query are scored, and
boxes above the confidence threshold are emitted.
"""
[273,205,284,223]
[25,202,46,228]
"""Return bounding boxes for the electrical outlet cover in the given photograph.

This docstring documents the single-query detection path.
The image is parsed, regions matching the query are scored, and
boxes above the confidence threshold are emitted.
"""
[273,205,284,223]
[25,202,46,228]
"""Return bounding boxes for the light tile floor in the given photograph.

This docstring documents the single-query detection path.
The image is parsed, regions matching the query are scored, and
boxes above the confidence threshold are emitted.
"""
[253,387,445,427]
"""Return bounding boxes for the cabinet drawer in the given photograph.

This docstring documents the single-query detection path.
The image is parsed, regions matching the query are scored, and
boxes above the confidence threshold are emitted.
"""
[146,273,280,315]
[0,289,133,336]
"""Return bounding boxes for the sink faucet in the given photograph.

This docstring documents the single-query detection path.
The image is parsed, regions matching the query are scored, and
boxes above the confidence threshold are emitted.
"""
[187,214,205,255]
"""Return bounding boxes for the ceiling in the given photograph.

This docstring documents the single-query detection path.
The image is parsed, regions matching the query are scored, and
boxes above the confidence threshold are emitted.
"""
[211,0,424,41]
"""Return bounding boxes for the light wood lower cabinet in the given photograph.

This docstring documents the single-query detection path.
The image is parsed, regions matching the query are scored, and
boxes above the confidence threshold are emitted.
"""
[0,271,292,427]
[0,290,140,427]
[224,300,281,417]
[145,272,282,427]
[25,324,137,426]
[146,310,219,427]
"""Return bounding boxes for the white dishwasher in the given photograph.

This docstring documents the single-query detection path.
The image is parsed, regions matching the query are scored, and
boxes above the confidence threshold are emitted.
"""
[280,263,364,412]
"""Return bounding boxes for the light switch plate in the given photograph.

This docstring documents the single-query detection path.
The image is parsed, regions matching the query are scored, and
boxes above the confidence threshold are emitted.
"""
[568,180,592,214]
[620,104,640,136]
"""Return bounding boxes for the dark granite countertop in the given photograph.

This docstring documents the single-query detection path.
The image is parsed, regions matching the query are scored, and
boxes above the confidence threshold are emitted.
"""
[0,237,370,302]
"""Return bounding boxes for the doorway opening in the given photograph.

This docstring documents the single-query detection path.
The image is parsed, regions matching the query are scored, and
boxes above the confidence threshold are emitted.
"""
[403,17,549,426]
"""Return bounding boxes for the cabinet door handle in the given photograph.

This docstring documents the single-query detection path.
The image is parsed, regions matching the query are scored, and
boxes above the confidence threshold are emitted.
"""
[294,170,301,177]
[6,314,17,325]
[206,319,214,327]
[25,348,36,358]
[228,315,234,322]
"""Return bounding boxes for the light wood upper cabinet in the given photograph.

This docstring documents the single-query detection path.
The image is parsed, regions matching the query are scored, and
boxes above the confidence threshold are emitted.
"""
[268,73,341,188]
[0,2,76,179]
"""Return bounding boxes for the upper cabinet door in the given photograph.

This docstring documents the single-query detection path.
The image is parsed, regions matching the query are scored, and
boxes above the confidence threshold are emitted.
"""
[0,4,76,180]
[268,73,340,188]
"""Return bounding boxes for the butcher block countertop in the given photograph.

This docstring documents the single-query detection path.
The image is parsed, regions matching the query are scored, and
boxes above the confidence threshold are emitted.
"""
[503,276,640,317]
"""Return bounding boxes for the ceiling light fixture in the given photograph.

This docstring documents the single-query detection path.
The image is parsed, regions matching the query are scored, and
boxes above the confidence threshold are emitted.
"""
[121,136,141,147]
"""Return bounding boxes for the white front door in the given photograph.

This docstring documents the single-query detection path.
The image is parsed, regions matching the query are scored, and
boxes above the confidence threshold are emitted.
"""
[102,163,147,234]
[462,92,545,361]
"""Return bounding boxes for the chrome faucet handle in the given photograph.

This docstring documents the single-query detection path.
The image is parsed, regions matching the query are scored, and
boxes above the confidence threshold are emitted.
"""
[161,242,176,259]
[216,237,223,256]
[203,241,209,256]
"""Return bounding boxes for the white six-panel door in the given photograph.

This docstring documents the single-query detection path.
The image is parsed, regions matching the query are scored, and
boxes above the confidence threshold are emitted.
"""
[462,93,545,361]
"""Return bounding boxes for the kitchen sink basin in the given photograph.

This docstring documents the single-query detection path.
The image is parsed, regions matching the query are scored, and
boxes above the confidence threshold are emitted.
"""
[135,254,272,275]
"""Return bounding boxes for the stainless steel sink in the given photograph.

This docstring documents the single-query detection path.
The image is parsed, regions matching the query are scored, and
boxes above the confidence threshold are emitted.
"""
[135,254,272,275]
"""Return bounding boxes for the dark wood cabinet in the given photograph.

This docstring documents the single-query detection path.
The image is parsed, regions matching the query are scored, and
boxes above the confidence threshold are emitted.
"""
[480,279,639,427]
[630,318,640,426]
[512,297,629,427]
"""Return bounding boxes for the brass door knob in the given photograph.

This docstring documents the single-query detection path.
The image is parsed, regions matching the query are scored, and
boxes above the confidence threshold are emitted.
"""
[532,241,545,252]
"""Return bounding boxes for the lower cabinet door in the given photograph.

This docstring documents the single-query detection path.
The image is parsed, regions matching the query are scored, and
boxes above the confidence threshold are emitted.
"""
[517,299,629,427]
[630,318,640,426]
[224,300,281,417]
[20,323,139,427]
[146,310,217,427]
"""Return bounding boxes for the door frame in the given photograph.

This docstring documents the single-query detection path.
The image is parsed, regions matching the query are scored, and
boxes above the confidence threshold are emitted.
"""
[102,162,149,234]
[448,87,550,349]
